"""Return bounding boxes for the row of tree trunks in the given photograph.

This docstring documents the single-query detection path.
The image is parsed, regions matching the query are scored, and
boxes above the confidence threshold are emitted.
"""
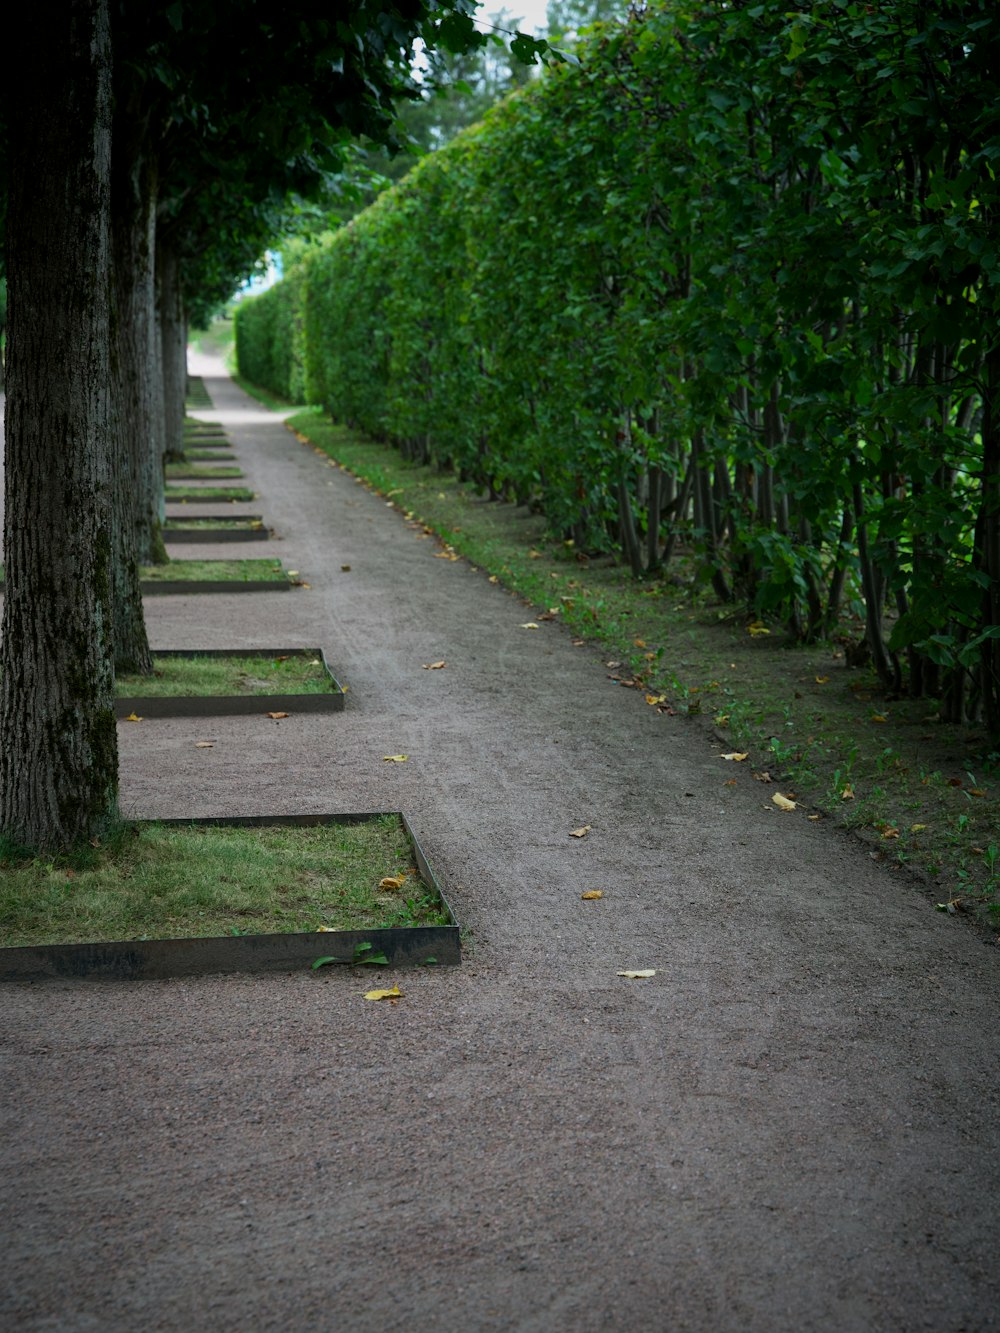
[1,0,120,848]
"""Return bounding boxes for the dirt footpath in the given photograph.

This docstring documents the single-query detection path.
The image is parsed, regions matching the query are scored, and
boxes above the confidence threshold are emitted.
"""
[2,358,998,1332]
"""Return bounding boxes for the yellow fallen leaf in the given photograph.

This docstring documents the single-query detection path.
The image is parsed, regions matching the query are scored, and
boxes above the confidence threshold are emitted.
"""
[617,969,656,979]
[488,575,499,584]
[581,890,604,900]
[383,754,409,762]
[815,675,830,684]
[808,814,821,821]
[267,711,290,719]
[528,549,542,559]
[379,876,406,890]
[841,783,855,800]
[520,622,540,630]
[364,987,401,1001]
[316,925,336,932]
[645,693,667,705]
[194,741,215,749]
[772,792,797,810]
[748,622,770,637]
[721,752,748,762]
[422,661,447,670]
[569,825,591,838]
[341,564,351,572]
[969,788,987,798]
[910,823,927,832]
[634,638,646,648]
[125,712,143,722]
[871,713,888,723]
[287,570,299,577]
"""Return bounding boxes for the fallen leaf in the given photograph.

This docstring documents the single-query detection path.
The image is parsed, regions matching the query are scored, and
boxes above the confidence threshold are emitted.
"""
[911,823,927,832]
[772,792,797,810]
[721,752,748,762]
[489,575,499,584]
[341,564,351,572]
[581,890,604,900]
[194,741,215,749]
[841,783,855,800]
[572,639,585,646]
[528,549,542,559]
[617,969,656,979]
[124,712,143,722]
[815,675,830,684]
[364,987,402,1001]
[752,770,772,783]
[748,622,770,637]
[520,622,540,630]
[267,711,289,719]
[882,827,900,839]
[316,925,336,933]
[569,825,591,838]
[646,693,667,706]
[287,570,299,578]
[383,754,409,762]
[634,638,647,648]
[808,814,822,821]
[379,876,406,890]
[969,788,987,798]
[422,660,447,670]
[870,713,888,723]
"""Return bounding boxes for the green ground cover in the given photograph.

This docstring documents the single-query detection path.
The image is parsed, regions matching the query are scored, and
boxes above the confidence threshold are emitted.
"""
[165,485,254,502]
[286,408,1000,938]
[0,817,447,947]
[166,463,242,479]
[116,653,332,698]
[163,516,264,530]
[140,558,286,583]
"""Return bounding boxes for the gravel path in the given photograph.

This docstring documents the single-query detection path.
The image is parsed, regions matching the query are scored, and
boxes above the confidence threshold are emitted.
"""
[2,358,998,1332]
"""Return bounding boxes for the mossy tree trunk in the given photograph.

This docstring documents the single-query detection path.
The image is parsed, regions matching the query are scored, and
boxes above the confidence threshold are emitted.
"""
[1,0,119,851]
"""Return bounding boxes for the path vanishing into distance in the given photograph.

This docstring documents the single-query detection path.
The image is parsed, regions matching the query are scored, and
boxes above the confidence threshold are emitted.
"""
[3,354,999,1332]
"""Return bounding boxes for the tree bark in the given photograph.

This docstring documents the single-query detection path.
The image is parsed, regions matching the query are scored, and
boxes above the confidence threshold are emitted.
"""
[1,0,119,850]
[158,239,188,466]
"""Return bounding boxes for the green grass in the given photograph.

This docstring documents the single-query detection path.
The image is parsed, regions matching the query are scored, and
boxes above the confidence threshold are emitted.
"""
[140,558,287,583]
[287,408,1000,939]
[184,449,238,462]
[164,517,264,531]
[117,653,333,698]
[166,485,255,502]
[0,817,448,947]
[166,463,243,480]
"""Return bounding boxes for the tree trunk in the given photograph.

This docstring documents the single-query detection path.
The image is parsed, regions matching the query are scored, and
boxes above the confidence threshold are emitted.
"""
[111,88,167,570]
[977,342,1000,742]
[158,239,188,465]
[1,0,119,850]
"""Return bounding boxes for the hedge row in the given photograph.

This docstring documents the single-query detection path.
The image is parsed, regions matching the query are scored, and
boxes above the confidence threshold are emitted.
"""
[235,0,1000,736]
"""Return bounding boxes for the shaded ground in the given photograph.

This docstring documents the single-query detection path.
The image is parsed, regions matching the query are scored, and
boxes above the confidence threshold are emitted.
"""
[2,359,998,1331]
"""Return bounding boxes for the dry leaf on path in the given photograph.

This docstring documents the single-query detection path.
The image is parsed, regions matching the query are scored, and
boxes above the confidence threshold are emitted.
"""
[379,876,406,890]
[341,564,351,572]
[383,754,409,763]
[364,987,401,1001]
[581,890,604,901]
[752,770,772,783]
[772,792,797,810]
[569,825,591,838]
[841,784,855,800]
[267,711,289,719]
[194,741,215,749]
[721,752,748,762]
[520,622,540,630]
[617,969,656,979]
[124,712,143,723]
[422,661,447,670]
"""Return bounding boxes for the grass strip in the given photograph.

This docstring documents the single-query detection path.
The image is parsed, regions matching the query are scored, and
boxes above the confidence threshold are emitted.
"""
[0,817,448,947]
[166,463,243,480]
[287,407,1000,936]
[166,485,255,502]
[140,558,287,583]
[164,517,264,531]
[117,653,332,698]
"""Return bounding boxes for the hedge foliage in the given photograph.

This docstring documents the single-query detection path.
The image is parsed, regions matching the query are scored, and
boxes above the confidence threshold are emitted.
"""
[235,0,1000,737]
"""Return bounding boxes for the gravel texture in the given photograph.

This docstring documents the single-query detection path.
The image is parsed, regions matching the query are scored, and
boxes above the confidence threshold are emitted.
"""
[2,358,998,1332]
